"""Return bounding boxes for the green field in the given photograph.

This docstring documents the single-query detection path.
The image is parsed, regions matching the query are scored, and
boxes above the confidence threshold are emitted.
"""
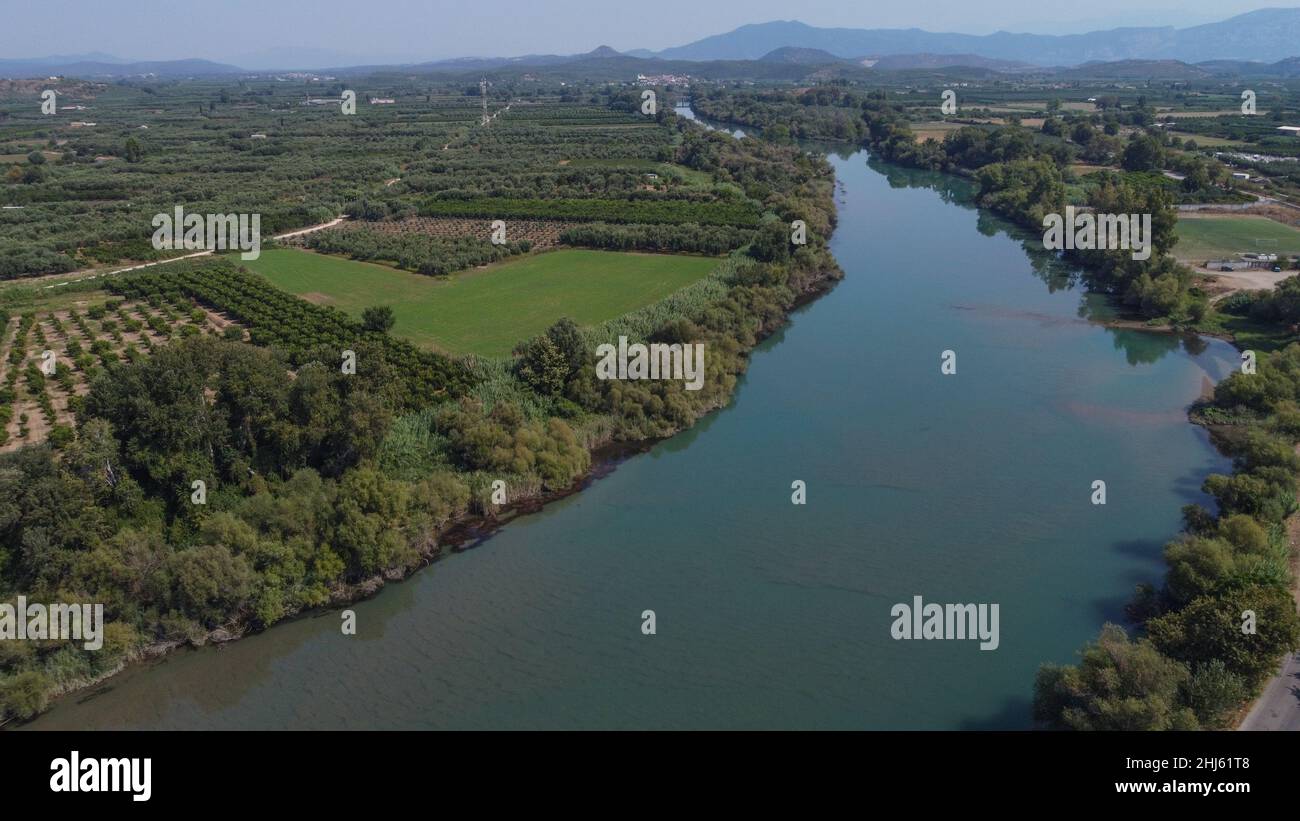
[564,159,714,187]
[240,247,718,357]
[1174,215,1300,263]
[1167,132,1250,149]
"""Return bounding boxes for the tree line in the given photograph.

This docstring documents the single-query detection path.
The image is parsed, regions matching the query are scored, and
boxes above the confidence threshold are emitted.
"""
[305,227,531,277]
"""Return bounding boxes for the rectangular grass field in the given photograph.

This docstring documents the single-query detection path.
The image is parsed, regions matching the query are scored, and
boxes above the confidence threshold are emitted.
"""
[1174,214,1300,263]
[240,247,717,357]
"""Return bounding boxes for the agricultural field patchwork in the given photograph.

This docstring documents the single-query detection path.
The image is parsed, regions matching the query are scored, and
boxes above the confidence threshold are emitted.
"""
[241,247,719,357]
[0,294,240,451]
[313,216,578,248]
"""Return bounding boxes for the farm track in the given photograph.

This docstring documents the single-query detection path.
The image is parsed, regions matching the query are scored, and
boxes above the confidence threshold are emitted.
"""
[21,216,349,291]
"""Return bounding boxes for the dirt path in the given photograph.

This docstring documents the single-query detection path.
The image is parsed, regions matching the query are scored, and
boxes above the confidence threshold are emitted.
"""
[34,216,348,290]
[1201,267,1295,301]
[271,216,346,241]
[42,250,214,290]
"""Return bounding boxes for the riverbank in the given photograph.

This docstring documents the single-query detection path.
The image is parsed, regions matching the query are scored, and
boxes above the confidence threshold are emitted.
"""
[17,136,1246,730]
[697,96,1300,729]
[7,258,846,727]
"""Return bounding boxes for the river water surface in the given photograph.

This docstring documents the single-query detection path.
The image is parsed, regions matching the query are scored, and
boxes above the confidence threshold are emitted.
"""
[26,120,1237,730]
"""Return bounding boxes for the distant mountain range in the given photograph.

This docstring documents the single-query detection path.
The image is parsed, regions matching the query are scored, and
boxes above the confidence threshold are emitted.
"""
[4,8,1300,80]
[651,9,1300,65]
[0,55,242,78]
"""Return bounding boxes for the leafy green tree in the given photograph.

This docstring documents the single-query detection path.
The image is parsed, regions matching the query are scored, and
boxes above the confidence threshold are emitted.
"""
[1202,468,1296,523]
[0,670,52,720]
[361,305,396,333]
[974,159,1065,228]
[1033,624,1198,730]
[1185,659,1248,728]
[167,545,256,627]
[1148,585,1300,686]
[516,335,569,396]
[748,221,792,263]
[1163,536,1236,606]
[765,123,791,143]
[123,137,143,163]
[1122,134,1165,172]
[47,424,74,449]
[545,318,587,379]
[515,318,589,397]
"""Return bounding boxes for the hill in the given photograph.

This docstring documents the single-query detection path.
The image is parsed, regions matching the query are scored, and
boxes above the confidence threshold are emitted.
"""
[0,57,244,78]
[867,53,1038,72]
[758,47,848,65]
[653,9,1300,66]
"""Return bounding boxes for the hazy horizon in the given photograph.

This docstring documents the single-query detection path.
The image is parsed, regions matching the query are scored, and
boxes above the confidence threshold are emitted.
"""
[0,0,1287,68]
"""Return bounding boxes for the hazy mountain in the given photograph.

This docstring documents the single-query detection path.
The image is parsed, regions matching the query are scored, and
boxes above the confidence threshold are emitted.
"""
[1197,56,1300,78]
[0,57,244,78]
[5,52,128,66]
[232,47,408,71]
[867,53,1039,72]
[369,52,852,84]
[653,9,1300,66]
[379,45,627,74]
[758,47,848,65]
[12,9,1300,81]
[1061,59,1217,80]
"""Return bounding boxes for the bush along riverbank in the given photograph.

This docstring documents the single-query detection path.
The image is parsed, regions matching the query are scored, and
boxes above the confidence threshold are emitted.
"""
[0,109,841,723]
[694,87,1300,729]
[1035,338,1300,730]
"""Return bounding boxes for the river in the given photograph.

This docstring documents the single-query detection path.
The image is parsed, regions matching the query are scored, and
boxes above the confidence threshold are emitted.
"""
[24,110,1237,730]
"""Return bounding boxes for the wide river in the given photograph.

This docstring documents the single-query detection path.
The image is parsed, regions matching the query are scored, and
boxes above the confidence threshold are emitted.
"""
[27,117,1237,730]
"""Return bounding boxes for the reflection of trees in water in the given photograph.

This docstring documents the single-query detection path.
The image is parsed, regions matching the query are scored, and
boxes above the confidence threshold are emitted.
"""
[800,139,859,162]
[1108,328,1182,366]
[859,153,1218,369]
[1021,238,1080,294]
[867,156,968,208]
[871,154,1082,295]
[1182,334,1210,357]
[1103,328,1206,366]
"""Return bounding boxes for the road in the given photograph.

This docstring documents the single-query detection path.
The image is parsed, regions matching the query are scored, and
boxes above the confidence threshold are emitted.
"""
[1239,650,1300,730]
[1239,446,1300,731]
[268,216,345,241]
[40,216,346,289]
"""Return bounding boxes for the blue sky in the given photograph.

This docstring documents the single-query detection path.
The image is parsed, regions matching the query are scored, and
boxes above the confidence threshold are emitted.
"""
[0,0,1282,65]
